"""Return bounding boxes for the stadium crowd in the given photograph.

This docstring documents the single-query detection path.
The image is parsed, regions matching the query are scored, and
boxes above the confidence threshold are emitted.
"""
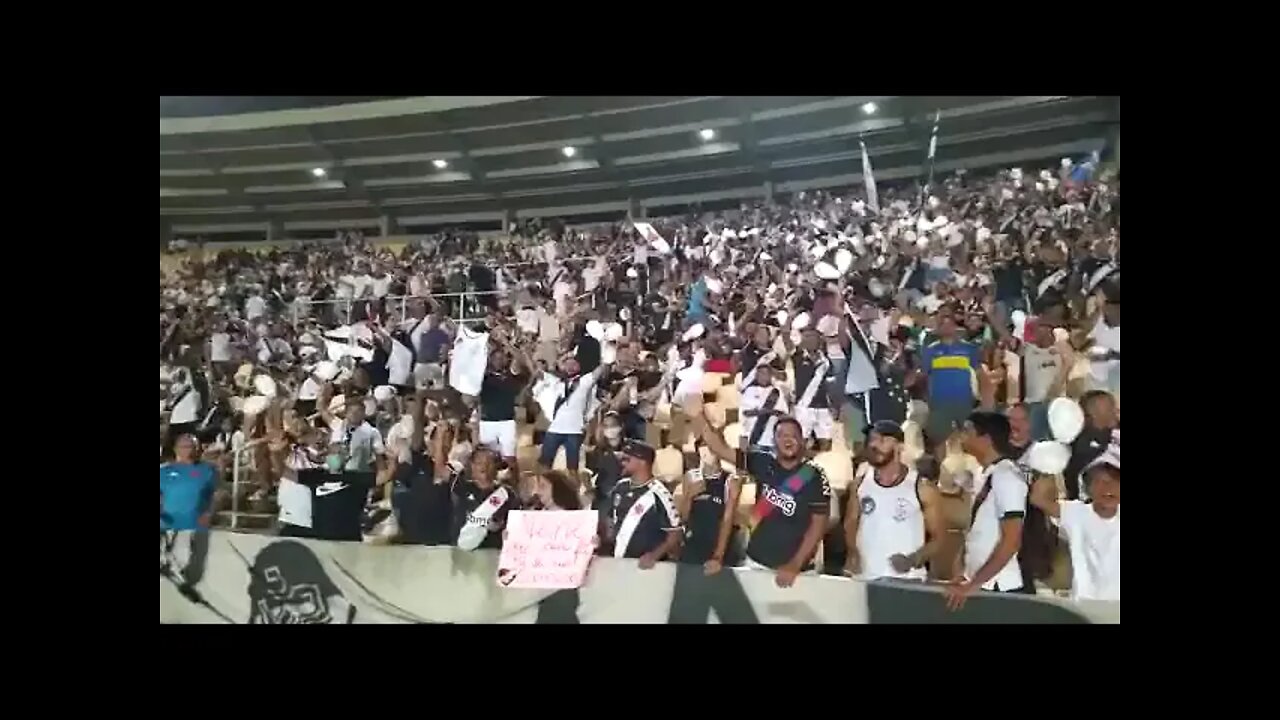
[160,158,1120,606]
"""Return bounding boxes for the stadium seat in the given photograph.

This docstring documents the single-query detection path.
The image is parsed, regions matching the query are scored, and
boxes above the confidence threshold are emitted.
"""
[812,450,854,492]
[654,446,685,482]
[701,372,728,396]
[715,383,740,412]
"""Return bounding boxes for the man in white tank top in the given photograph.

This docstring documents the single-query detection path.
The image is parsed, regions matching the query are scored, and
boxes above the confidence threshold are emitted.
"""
[842,420,945,580]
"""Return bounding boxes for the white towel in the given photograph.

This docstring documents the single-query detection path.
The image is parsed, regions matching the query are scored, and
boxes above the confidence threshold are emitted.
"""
[387,339,413,387]
[448,328,489,396]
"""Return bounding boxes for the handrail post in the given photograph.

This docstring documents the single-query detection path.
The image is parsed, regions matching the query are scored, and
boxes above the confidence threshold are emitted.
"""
[231,445,241,530]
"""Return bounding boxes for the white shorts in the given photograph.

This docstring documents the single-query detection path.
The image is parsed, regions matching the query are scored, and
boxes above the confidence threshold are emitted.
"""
[794,406,834,440]
[479,420,518,458]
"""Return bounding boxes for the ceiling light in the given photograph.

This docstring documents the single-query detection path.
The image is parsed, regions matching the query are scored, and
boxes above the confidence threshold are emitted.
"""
[432,159,448,169]
[699,128,716,141]
[562,146,577,158]
[861,102,878,115]
[311,167,327,178]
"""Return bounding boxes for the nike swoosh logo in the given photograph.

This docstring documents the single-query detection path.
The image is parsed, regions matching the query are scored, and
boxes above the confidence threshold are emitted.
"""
[315,483,349,497]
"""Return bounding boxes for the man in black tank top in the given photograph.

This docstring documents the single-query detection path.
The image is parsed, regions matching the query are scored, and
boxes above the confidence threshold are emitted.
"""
[677,445,744,574]
[693,412,832,588]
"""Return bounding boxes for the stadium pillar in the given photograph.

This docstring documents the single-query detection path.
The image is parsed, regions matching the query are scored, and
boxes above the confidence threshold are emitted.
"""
[267,219,284,243]
[380,214,400,237]
[160,218,173,250]
[764,180,774,202]
[629,196,646,219]
[504,208,518,232]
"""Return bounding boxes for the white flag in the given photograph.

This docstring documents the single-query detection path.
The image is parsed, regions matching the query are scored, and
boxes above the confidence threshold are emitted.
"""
[633,222,671,255]
[927,109,941,160]
[860,139,880,216]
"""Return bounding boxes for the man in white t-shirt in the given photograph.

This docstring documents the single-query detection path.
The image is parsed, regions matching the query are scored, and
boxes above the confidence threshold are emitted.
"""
[1019,321,1066,441]
[947,411,1028,610]
[532,355,607,473]
[1030,454,1120,601]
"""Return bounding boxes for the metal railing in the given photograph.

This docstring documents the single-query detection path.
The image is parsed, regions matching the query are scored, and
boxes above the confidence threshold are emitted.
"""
[287,289,507,328]
[219,437,272,530]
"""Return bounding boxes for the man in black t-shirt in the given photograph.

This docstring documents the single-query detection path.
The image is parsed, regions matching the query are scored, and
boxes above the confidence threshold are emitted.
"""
[602,441,683,567]
[477,340,532,473]
[394,449,453,546]
[452,447,519,551]
[309,466,377,542]
[695,413,831,588]
[390,388,453,546]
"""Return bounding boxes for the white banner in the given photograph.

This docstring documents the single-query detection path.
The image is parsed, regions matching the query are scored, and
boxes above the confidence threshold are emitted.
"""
[160,532,1118,624]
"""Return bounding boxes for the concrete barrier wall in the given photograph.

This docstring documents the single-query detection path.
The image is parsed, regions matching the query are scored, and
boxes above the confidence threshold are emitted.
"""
[159,531,1118,624]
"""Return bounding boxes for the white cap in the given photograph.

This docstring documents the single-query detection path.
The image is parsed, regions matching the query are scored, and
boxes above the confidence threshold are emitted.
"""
[586,320,605,341]
[791,312,811,330]
[373,385,396,402]
[834,248,854,273]
[313,360,340,381]
[1047,397,1085,444]
[681,323,706,342]
[253,374,278,398]
[1026,441,1071,475]
[814,261,841,280]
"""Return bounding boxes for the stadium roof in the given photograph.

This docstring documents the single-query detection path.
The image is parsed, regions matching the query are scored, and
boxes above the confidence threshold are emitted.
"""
[159,96,1118,237]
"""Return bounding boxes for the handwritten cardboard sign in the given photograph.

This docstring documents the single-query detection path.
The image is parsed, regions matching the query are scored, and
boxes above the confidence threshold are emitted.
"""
[497,510,597,589]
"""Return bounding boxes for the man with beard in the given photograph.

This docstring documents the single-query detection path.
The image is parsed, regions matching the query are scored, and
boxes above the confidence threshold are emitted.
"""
[946,411,1028,609]
[533,354,611,473]
[452,446,519,551]
[602,441,683,568]
[843,421,945,580]
[695,413,832,589]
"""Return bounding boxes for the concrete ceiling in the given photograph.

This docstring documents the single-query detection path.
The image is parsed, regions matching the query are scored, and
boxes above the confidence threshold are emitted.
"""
[159,95,1118,235]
